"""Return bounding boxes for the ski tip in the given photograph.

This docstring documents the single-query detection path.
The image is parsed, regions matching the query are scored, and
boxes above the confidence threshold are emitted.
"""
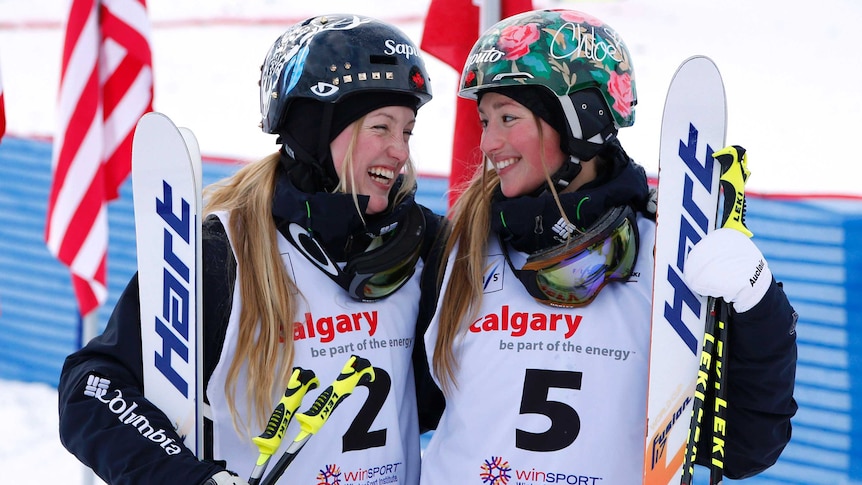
[137,111,176,129]
[672,55,721,79]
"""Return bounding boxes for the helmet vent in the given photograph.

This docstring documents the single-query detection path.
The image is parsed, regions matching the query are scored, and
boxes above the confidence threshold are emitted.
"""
[492,72,534,82]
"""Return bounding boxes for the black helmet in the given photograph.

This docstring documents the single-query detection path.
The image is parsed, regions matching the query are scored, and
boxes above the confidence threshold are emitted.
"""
[260,14,433,135]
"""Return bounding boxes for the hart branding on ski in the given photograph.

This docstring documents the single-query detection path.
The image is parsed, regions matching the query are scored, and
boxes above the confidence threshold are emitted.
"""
[642,56,726,484]
[132,112,204,457]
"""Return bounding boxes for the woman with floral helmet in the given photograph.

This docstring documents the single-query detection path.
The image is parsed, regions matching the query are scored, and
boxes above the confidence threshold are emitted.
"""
[58,14,445,485]
[418,9,797,482]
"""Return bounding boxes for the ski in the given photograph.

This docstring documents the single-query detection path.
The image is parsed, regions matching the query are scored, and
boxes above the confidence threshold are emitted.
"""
[643,56,727,484]
[132,112,204,457]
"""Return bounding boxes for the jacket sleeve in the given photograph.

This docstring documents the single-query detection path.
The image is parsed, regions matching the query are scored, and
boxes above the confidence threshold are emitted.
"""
[695,278,799,478]
[412,206,447,433]
[57,217,235,485]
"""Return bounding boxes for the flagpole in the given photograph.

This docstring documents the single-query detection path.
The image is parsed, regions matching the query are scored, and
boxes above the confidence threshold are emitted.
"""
[424,0,531,208]
[476,0,500,189]
[82,310,99,346]
[81,309,99,485]
[478,0,500,32]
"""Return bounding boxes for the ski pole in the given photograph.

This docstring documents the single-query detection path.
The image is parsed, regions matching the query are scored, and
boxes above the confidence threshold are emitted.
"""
[259,355,375,485]
[248,367,319,485]
[681,145,750,485]
[710,145,751,483]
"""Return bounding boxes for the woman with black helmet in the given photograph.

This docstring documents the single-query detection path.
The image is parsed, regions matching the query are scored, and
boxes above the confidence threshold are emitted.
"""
[418,9,797,483]
[58,14,443,485]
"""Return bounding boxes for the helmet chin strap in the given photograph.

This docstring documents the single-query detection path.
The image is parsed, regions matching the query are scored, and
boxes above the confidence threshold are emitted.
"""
[548,156,583,193]
[543,130,613,195]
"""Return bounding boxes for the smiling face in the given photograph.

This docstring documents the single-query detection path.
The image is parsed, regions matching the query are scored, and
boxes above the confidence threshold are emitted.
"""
[478,91,567,198]
[330,105,416,214]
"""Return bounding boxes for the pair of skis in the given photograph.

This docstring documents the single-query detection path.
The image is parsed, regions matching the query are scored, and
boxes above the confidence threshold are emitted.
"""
[132,112,204,457]
[643,56,753,484]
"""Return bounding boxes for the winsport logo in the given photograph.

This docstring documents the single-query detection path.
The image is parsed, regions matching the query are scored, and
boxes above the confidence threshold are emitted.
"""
[480,456,512,485]
[478,455,605,485]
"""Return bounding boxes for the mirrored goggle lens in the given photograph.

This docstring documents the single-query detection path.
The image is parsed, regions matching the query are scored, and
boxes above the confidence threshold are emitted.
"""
[530,215,637,307]
[350,243,422,300]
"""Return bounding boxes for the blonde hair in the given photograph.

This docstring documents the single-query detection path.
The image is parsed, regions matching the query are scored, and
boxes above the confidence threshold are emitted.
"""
[203,152,296,436]
[203,115,419,435]
[433,116,568,393]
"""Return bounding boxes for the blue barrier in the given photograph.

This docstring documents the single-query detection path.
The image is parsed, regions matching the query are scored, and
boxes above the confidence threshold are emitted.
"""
[0,136,859,483]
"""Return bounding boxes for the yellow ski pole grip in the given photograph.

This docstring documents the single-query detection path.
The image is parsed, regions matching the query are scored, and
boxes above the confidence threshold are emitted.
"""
[252,368,319,461]
[257,356,375,485]
[294,355,375,439]
[713,145,754,238]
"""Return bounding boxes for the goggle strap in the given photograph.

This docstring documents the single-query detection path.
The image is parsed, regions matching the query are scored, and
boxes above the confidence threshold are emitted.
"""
[499,237,547,302]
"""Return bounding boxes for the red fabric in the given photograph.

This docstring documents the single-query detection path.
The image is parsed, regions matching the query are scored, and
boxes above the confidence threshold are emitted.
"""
[421,0,533,208]
[45,0,153,316]
[0,64,5,142]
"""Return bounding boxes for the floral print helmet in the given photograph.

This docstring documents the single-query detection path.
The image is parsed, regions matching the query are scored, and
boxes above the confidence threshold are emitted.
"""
[459,9,636,131]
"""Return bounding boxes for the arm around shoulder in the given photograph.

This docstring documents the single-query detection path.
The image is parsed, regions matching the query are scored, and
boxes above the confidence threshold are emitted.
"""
[413,206,448,433]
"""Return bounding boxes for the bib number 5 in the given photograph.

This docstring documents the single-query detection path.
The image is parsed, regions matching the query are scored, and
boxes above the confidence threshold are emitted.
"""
[517,368,582,452]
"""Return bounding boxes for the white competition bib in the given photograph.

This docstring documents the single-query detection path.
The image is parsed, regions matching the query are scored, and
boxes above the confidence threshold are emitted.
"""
[422,217,654,484]
[208,211,422,484]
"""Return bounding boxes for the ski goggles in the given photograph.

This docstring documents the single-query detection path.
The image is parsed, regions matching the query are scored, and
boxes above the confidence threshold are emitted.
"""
[285,203,426,301]
[501,205,639,307]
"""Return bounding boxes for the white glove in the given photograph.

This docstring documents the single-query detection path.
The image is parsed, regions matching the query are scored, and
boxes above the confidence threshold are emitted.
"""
[683,227,772,313]
[205,470,250,485]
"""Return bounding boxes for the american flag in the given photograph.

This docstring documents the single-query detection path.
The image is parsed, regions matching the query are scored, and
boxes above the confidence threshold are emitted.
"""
[45,0,153,316]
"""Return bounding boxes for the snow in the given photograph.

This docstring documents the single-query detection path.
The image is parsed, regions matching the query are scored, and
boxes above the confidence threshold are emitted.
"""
[1,0,860,483]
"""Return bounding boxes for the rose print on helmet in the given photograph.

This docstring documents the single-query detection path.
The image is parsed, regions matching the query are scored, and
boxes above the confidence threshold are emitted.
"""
[498,23,541,60]
[608,71,634,119]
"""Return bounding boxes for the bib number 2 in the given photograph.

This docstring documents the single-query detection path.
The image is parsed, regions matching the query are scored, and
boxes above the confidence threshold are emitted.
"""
[343,367,391,451]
